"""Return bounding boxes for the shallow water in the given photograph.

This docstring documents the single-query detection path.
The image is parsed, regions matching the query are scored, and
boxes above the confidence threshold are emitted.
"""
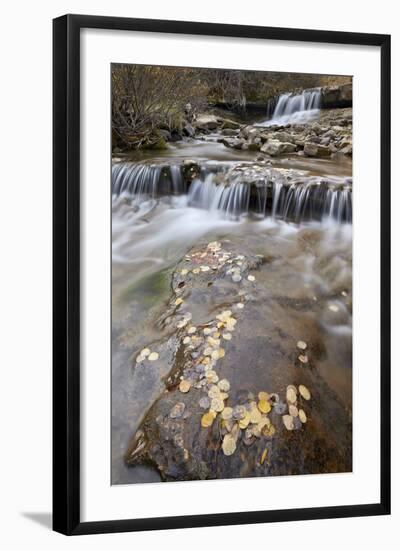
[112,191,352,483]
[115,138,352,178]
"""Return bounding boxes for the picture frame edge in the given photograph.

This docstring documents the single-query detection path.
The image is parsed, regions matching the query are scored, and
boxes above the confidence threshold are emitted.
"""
[52,13,391,536]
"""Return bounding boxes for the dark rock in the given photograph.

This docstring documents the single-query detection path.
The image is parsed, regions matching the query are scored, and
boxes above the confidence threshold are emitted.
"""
[321,83,352,109]
[182,160,201,182]
[170,130,182,142]
[183,123,195,137]
[159,129,172,141]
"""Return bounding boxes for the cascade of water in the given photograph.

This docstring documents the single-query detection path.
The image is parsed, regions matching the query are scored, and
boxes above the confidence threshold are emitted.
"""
[112,162,352,223]
[112,163,162,196]
[325,187,352,222]
[262,88,321,126]
[170,164,185,195]
[251,182,268,218]
[188,173,250,219]
[270,180,352,224]
[271,181,284,218]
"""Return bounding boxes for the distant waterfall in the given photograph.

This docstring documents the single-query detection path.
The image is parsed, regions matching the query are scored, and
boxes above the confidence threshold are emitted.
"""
[262,88,321,126]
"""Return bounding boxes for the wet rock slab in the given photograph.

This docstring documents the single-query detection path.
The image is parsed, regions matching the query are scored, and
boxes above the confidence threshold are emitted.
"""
[125,239,352,481]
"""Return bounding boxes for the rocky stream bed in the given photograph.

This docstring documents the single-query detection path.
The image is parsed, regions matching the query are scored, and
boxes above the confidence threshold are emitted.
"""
[112,93,352,484]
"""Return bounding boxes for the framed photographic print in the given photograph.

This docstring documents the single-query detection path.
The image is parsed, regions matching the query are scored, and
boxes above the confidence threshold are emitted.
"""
[53,14,391,535]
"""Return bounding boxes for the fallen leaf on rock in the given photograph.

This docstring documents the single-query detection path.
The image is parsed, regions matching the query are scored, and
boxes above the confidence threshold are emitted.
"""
[286,387,297,404]
[199,397,210,409]
[210,398,224,412]
[222,434,237,456]
[298,385,311,400]
[283,414,295,430]
[221,407,233,420]
[298,409,307,423]
[218,379,230,392]
[239,411,251,429]
[249,408,262,424]
[201,411,216,428]
[258,391,270,401]
[260,448,268,465]
[263,423,276,438]
[170,402,185,419]
[208,385,221,399]
[258,399,271,414]
[179,380,191,393]
[297,340,307,350]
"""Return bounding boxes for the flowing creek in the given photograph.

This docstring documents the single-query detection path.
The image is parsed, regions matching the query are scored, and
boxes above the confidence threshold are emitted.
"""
[112,134,352,484]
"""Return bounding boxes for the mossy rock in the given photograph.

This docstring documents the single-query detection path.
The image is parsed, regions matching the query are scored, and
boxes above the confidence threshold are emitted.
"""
[144,137,168,150]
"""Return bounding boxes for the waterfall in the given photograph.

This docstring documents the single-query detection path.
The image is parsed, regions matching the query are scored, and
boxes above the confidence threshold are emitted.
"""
[271,181,284,218]
[170,164,184,195]
[112,163,161,196]
[270,180,352,223]
[188,173,250,219]
[112,162,186,197]
[325,187,352,222]
[112,162,351,223]
[262,88,321,126]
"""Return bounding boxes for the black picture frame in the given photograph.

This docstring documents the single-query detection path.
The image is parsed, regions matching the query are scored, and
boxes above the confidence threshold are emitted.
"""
[53,14,391,535]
